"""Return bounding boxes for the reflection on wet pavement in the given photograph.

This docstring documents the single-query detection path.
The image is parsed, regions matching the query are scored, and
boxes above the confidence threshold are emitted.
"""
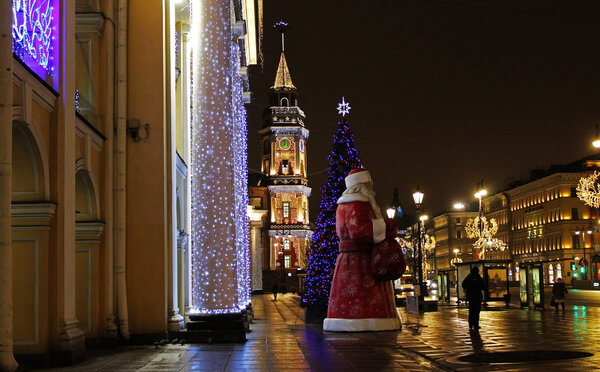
[45,293,599,371]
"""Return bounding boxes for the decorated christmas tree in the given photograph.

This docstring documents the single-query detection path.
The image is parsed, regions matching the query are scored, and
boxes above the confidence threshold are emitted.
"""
[303,98,361,313]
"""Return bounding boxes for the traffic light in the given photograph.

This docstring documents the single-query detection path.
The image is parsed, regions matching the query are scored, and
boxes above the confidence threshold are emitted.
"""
[571,262,576,271]
[581,266,586,274]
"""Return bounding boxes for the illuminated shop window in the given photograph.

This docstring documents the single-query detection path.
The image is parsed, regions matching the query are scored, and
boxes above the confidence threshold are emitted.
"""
[283,238,290,250]
[284,255,290,268]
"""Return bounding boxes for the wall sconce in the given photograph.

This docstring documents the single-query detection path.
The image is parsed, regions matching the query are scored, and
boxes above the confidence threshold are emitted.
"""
[127,119,149,142]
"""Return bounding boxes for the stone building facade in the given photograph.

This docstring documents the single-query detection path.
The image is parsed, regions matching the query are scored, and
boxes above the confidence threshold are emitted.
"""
[1,0,260,369]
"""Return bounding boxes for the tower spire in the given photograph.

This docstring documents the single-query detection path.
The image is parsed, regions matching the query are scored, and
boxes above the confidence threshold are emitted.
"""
[272,22,295,89]
[274,21,289,52]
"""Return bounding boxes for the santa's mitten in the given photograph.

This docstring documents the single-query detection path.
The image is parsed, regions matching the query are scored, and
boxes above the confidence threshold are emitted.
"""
[385,218,397,239]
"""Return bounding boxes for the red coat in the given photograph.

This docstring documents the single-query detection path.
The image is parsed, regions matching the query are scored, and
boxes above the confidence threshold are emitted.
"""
[323,201,400,332]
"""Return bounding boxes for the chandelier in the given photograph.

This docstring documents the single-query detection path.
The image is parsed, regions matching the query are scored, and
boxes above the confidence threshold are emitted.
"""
[577,171,600,208]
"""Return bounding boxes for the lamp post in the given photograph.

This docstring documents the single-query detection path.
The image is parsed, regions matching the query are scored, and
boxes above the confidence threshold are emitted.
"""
[413,188,428,297]
[575,229,592,280]
[280,248,286,291]
[474,188,487,260]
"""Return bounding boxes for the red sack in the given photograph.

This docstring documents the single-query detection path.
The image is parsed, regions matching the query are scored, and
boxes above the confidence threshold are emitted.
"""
[370,237,406,281]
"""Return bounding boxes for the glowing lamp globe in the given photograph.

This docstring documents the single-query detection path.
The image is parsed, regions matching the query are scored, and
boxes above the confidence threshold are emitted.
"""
[412,189,424,208]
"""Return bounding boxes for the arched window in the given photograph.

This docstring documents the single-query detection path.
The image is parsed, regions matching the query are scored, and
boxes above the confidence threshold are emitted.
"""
[556,263,562,280]
[280,97,289,106]
[548,264,554,283]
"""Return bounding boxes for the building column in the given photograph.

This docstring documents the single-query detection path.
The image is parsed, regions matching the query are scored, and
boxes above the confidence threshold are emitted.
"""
[180,24,193,321]
[102,0,118,340]
[55,0,85,363]
[188,0,249,341]
[0,1,18,370]
[166,0,183,332]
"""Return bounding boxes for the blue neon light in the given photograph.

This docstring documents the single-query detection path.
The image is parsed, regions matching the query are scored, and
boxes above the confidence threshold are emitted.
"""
[12,0,56,76]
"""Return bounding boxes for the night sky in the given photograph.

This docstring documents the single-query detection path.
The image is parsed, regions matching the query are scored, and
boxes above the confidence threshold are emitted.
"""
[246,0,600,221]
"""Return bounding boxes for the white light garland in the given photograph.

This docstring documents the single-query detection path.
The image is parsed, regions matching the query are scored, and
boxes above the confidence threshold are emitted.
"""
[577,171,600,208]
[189,0,250,315]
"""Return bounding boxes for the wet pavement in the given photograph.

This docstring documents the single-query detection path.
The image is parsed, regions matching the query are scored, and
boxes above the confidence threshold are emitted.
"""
[38,293,599,371]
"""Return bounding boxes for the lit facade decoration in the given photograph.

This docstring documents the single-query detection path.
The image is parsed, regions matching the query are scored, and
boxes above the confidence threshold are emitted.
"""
[12,0,56,77]
[423,234,436,274]
[189,0,250,315]
[507,172,595,283]
[576,171,600,208]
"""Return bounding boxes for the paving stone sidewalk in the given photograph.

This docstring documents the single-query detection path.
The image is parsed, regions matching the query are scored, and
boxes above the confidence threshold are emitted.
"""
[31,294,599,371]
[395,300,600,371]
[36,294,439,371]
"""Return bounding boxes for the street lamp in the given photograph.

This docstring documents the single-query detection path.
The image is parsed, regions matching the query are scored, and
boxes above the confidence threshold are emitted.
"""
[453,202,465,210]
[593,124,600,148]
[386,208,396,220]
[412,187,428,298]
[474,189,487,213]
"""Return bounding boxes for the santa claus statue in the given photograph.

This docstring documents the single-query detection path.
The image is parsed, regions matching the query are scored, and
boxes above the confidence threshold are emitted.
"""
[323,168,401,332]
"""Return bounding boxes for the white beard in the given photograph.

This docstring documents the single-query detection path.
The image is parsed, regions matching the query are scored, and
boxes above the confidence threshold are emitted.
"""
[337,183,383,219]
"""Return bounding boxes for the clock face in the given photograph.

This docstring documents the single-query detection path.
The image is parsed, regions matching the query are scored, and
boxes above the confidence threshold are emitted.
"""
[279,138,292,150]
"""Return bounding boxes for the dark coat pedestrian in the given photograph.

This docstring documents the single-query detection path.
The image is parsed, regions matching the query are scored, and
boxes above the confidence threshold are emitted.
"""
[552,277,568,311]
[272,283,279,301]
[462,266,485,332]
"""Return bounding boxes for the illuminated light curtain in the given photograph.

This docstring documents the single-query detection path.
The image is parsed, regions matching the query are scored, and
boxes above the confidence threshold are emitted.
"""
[232,41,251,309]
[190,0,250,314]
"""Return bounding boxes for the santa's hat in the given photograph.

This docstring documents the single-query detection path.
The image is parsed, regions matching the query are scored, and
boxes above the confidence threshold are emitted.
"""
[345,168,372,188]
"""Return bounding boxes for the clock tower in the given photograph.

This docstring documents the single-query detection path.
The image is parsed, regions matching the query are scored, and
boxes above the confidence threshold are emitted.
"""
[257,24,312,290]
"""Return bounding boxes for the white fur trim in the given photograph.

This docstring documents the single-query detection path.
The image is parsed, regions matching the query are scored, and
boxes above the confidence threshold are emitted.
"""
[372,218,386,244]
[323,317,400,332]
[345,170,372,188]
[337,193,370,204]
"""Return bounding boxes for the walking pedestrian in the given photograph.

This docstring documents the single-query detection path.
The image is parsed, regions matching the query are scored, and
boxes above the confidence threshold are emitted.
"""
[552,277,568,312]
[272,283,279,301]
[462,266,485,332]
